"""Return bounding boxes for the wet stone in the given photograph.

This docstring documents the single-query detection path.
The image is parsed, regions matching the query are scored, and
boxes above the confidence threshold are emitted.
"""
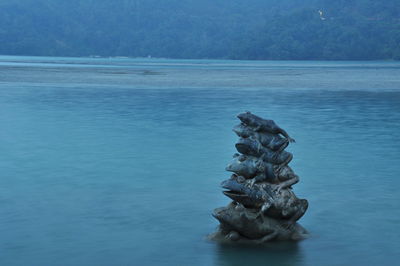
[210,112,308,244]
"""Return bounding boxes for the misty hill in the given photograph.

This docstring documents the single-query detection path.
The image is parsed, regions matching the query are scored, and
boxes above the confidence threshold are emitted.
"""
[0,0,399,60]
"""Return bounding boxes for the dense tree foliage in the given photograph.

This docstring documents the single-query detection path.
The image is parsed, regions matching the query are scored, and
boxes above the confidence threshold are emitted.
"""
[0,0,399,60]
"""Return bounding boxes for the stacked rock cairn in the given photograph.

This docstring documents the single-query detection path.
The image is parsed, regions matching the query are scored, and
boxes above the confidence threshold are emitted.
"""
[210,112,308,243]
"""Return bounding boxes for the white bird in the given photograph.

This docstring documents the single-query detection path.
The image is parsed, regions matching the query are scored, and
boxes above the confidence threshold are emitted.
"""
[318,10,326,20]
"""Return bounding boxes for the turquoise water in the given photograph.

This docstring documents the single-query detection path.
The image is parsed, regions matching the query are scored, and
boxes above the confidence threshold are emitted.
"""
[1,56,400,266]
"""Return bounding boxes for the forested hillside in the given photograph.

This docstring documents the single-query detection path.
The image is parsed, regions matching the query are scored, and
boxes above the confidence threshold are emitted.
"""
[0,0,399,60]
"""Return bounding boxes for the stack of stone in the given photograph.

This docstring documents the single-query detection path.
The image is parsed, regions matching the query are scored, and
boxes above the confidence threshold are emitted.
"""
[210,112,308,243]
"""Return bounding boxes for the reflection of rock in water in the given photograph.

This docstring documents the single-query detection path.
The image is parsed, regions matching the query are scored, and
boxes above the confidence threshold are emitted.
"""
[214,241,303,266]
[141,70,164,75]
[210,112,308,244]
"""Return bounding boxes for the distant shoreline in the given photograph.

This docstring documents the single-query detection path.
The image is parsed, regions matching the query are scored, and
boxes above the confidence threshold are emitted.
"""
[0,54,398,62]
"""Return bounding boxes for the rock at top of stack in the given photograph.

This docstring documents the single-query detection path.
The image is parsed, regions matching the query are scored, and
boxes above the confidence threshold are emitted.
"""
[237,112,295,143]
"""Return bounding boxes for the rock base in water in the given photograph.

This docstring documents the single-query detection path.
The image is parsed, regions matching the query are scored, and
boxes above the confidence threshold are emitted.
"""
[209,203,308,244]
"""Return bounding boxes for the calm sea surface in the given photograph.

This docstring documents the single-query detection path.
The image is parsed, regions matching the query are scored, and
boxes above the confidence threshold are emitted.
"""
[0,56,399,266]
